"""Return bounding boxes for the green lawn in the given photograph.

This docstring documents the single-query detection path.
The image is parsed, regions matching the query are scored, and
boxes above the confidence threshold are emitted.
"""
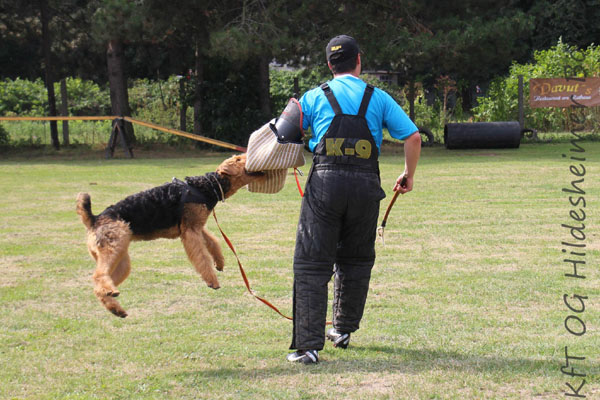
[0,142,598,399]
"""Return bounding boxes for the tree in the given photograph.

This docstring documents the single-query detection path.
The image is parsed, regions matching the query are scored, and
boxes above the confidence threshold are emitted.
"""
[140,0,218,136]
[337,1,533,112]
[210,0,317,118]
[523,0,600,51]
[92,0,143,144]
[39,0,60,150]
[0,1,43,79]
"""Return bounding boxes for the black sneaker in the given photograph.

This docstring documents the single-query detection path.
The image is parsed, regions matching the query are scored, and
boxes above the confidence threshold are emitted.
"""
[286,349,319,364]
[326,328,350,349]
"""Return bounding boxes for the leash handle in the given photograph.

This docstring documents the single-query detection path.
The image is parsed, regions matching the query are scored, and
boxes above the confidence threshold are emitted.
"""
[381,175,407,227]
[381,190,400,228]
[212,210,293,321]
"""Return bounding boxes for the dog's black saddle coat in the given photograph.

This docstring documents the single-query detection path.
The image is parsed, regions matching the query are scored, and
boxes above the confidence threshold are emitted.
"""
[99,172,230,235]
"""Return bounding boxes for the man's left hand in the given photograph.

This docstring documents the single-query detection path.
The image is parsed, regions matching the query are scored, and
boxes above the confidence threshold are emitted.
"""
[393,174,413,194]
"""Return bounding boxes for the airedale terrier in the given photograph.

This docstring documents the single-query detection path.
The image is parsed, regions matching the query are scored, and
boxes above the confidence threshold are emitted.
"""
[76,154,262,318]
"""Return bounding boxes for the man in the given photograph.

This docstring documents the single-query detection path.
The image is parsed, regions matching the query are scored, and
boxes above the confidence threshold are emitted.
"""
[286,35,421,364]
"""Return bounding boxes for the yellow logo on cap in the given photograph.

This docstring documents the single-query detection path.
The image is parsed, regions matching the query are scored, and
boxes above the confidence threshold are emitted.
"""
[330,45,342,51]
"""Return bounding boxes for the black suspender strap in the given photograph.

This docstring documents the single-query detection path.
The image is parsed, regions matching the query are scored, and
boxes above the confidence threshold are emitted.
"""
[357,84,374,117]
[320,83,343,115]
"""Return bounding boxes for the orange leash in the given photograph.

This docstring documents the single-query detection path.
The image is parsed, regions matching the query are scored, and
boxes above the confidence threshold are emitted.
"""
[212,210,293,321]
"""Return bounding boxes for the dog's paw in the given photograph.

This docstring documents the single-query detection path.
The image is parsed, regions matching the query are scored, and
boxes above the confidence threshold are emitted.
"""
[104,299,128,318]
[110,308,128,318]
[214,257,225,271]
[95,286,118,298]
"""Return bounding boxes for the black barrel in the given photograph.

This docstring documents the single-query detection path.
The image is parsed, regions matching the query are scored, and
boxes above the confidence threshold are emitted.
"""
[444,122,521,149]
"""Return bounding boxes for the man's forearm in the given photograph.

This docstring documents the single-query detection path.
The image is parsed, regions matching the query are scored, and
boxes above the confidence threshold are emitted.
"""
[403,131,421,178]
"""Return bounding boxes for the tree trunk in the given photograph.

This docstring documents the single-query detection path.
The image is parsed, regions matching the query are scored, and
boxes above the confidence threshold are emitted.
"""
[180,77,187,132]
[193,40,203,136]
[39,0,59,150]
[106,39,135,144]
[408,80,416,122]
[461,85,473,113]
[258,54,271,117]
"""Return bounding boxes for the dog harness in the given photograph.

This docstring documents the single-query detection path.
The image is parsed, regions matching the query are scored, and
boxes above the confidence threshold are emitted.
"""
[173,172,226,211]
[100,172,229,236]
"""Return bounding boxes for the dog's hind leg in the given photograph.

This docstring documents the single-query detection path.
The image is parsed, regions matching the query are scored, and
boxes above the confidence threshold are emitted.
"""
[111,252,131,287]
[202,227,225,271]
[94,253,131,318]
[93,248,130,318]
[99,295,128,318]
[93,253,129,318]
[91,224,131,299]
[181,228,220,289]
[93,248,124,298]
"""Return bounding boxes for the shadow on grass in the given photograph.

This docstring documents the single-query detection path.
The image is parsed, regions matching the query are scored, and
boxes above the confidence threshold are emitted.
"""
[177,344,553,380]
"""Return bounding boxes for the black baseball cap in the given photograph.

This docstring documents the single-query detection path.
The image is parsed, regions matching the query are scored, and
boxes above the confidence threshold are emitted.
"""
[326,35,359,64]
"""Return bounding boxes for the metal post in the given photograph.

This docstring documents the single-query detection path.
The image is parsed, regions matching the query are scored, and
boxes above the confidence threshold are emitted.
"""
[518,75,524,129]
[106,118,133,159]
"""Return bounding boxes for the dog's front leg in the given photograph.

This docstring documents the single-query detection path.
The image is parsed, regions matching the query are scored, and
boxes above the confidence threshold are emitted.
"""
[181,228,220,289]
[202,227,225,271]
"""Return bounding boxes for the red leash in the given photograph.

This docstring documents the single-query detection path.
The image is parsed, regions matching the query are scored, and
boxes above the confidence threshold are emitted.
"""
[293,168,304,197]
[212,209,293,321]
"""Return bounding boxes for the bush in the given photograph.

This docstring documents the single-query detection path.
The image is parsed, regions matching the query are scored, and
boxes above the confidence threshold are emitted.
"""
[270,67,330,114]
[0,78,47,115]
[0,124,9,147]
[57,78,111,116]
[0,77,111,117]
[473,39,600,132]
[270,68,408,113]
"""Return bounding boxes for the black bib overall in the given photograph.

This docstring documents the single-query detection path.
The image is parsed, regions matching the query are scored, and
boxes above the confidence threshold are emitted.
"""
[291,83,386,350]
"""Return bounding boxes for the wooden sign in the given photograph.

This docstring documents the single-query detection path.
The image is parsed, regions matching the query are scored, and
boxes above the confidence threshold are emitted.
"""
[529,78,600,108]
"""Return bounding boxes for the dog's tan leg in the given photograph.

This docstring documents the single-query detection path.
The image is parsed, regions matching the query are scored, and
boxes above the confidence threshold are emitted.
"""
[202,227,225,271]
[93,253,122,298]
[93,252,129,317]
[111,252,131,287]
[91,226,130,298]
[93,253,131,318]
[92,248,130,318]
[181,228,220,289]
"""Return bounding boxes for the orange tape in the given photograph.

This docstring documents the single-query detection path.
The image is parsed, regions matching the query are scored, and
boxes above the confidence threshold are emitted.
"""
[0,115,246,152]
[122,117,246,152]
[0,116,116,121]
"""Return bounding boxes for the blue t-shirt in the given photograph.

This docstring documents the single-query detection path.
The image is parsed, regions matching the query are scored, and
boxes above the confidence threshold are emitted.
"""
[299,75,418,152]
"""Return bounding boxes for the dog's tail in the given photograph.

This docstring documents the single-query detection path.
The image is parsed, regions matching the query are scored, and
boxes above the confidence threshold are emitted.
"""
[76,192,96,229]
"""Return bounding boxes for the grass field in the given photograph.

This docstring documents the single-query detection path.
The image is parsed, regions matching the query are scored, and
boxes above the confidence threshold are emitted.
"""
[1,142,598,399]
